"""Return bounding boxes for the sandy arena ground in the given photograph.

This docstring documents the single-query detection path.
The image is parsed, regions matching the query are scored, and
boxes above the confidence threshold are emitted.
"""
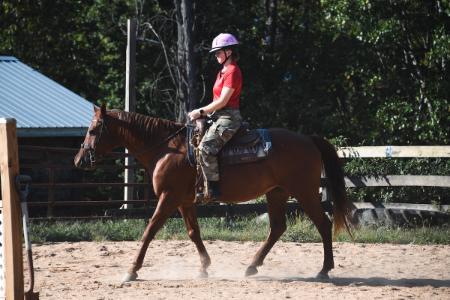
[27,240,450,299]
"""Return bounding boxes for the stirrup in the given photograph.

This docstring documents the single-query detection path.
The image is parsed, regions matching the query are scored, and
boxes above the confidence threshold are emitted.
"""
[194,192,207,204]
[194,189,220,204]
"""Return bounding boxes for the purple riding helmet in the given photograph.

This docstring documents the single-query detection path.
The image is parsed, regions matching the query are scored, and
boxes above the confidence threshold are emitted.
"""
[209,33,239,53]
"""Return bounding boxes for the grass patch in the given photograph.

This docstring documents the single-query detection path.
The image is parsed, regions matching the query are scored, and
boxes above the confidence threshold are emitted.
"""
[29,219,146,242]
[28,216,450,245]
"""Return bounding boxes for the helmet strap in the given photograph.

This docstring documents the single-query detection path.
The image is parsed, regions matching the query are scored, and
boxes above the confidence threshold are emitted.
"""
[220,48,231,66]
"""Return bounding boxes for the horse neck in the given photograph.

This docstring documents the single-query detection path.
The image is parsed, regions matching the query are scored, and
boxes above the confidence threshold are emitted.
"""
[108,111,184,159]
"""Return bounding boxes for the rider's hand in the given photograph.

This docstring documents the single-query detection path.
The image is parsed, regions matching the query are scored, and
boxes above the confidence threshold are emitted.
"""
[188,109,202,121]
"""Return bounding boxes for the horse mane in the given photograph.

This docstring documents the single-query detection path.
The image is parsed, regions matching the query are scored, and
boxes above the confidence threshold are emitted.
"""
[109,109,184,142]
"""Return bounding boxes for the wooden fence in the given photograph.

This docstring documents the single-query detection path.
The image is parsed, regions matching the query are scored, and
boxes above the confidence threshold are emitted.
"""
[12,144,450,221]
[337,146,450,225]
[0,118,25,299]
[17,145,152,216]
[338,145,450,203]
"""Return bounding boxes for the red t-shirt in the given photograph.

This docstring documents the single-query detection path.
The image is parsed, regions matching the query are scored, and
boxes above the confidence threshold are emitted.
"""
[212,61,242,109]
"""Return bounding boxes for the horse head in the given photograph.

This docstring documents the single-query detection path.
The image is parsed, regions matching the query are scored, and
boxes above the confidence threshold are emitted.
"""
[74,104,115,170]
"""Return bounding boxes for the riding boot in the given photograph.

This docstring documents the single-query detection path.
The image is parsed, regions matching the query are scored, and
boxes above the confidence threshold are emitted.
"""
[207,180,221,201]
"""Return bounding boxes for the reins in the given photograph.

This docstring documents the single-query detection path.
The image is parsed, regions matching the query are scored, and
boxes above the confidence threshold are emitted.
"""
[130,124,188,157]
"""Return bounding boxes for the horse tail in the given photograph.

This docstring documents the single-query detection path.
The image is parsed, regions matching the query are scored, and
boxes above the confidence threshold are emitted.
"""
[309,135,353,237]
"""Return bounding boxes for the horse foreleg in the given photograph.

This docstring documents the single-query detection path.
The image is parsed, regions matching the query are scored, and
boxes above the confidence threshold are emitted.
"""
[123,193,178,283]
[246,188,288,276]
[179,205,211,278]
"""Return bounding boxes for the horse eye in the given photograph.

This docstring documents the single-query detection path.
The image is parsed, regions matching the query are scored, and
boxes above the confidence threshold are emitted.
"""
[89,129,96,135]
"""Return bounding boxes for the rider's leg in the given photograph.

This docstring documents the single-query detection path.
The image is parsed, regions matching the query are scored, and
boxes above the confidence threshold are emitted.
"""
[198,110,242,201]
[198,138,221,200]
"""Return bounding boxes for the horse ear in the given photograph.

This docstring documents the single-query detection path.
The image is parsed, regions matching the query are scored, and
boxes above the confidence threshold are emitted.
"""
[94,105,99,113]
[100,103,107,116]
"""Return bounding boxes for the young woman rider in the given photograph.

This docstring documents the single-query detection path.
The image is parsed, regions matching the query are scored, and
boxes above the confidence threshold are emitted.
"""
[188,33,243,201]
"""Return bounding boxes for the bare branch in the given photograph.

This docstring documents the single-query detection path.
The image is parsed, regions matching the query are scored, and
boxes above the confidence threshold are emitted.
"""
[141,22,177,90]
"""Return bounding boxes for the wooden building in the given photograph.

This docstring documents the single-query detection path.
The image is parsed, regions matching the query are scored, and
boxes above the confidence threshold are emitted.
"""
[0,56,95,215]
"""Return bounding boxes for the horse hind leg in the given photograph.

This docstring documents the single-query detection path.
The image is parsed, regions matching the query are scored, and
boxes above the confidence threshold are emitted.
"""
[245,187,288,276]
[179,205,211,278]
[295,188,334,280]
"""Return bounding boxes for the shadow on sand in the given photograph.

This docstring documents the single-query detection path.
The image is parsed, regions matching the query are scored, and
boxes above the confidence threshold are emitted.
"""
[253,275,450,288]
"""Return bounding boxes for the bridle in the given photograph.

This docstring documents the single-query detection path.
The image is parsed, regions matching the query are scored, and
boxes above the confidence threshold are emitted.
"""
[80,115,188,168]
[80,117,107,168]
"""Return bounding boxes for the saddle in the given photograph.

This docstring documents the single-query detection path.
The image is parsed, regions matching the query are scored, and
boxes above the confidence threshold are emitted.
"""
[187,118,272,167]
[187,118,272,204]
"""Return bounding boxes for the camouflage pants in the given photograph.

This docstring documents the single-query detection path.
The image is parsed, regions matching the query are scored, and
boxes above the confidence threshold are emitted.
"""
[198,108,242,181]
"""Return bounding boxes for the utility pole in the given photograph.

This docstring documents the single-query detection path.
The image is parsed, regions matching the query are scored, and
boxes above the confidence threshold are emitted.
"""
[123,18,137,209]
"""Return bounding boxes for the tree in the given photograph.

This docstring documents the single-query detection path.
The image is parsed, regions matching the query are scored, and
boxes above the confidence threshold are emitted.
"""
[173,0,201,121]
[1,0,448,143]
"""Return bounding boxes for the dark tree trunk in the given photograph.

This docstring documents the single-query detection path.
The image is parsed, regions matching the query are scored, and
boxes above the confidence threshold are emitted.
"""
[174,0,200,122]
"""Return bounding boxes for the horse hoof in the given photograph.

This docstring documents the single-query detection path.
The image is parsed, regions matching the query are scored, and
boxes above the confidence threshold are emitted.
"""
[316,271,329,281]
[198,270,209,278]
[122,272,138,283]
[245,266,258,277]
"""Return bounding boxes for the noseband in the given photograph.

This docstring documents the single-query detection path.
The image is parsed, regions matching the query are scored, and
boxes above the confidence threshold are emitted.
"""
[80,118,106,168]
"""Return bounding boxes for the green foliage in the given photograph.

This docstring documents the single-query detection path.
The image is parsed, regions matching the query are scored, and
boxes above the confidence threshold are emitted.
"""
[283,217,321,242]
[341,224,450,244]
[29,219,146,242]
[29,217,450,245]
[1,0,448,143]
[1,1,449,205]
[158,216,270,241]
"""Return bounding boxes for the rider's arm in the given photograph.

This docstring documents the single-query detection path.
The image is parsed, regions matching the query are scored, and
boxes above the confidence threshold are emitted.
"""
[188,87,235,120]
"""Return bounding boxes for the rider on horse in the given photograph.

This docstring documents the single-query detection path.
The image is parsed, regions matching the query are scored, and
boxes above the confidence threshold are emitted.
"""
[188,33,243,201]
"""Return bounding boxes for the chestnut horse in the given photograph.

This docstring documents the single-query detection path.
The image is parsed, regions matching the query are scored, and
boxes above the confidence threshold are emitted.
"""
[74,104,353,282]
